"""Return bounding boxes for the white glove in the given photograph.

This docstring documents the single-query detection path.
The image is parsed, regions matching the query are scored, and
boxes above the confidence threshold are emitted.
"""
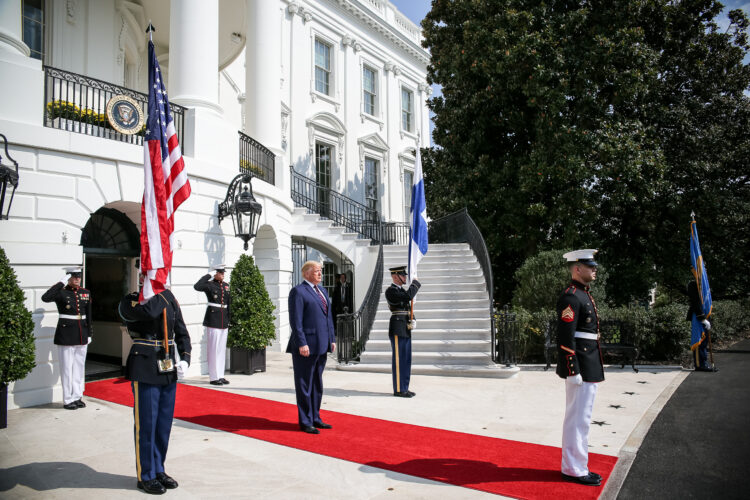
[60,275,69,284]
[176,360,189,380]
[566,374,583,386]
[702,319,711,331]
[410,320,417,330]
[87,337,93,345]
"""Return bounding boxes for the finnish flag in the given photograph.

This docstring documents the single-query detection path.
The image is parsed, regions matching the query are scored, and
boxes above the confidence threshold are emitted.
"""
[408,147,428,282]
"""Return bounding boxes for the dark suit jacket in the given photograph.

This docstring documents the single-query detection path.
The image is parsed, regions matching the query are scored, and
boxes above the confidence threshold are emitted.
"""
[686,280,707,321]
[286,282,335,355]
[332,283,353,316]
[555,280,604,382]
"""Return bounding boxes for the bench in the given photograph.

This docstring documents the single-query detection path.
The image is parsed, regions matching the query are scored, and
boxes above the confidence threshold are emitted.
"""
[544,319,639,373]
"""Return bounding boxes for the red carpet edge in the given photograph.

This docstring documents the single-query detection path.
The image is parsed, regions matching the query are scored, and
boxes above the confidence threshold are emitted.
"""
[85,378,616,499]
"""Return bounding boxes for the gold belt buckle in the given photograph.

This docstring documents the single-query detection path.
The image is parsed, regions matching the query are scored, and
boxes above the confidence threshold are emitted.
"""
[157,357,175,373]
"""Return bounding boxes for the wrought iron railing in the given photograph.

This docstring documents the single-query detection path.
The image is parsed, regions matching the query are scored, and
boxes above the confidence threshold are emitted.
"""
[43,66,185,146]
[239,131,275,185]
[336,238,384,363]
[429,208,498,361]
[495,305,518,366]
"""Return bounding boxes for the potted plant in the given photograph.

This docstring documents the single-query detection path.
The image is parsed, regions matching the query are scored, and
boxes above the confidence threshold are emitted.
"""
[0,247,35,428]
[228,254,276,374]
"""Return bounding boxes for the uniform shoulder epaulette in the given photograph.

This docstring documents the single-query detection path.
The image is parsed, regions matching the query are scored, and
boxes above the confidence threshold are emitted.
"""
[564,285,577,295]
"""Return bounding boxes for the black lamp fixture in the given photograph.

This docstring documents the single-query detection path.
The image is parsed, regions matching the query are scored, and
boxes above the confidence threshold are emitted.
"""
[0,134,19,221]
[218,173,262,250]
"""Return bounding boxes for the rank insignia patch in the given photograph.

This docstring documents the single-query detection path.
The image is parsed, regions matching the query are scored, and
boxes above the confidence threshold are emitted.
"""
[561,305,575,323]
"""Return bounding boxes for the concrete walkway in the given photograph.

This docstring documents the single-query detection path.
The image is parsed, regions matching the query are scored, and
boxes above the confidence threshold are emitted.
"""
[0,353,685,499]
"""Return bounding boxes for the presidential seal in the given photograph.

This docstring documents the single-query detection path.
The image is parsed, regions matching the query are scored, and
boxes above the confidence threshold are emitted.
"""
[106,95,144,135]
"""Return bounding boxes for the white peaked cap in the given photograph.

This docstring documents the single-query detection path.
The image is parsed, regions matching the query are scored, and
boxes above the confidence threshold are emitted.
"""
[562,249,598,266]
[63,266,83,274]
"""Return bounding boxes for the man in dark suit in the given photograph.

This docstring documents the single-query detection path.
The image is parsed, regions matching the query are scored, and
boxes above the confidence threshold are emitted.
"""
[332,273,353,322]
[286,260,336,434]
[42,266,93,410]
[194,264,231,385]
[119,275,192,495]
[385,265,421,397]
[556,249,604,487]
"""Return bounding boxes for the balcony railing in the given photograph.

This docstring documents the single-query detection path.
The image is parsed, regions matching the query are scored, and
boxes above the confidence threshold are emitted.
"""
[43,66,185,146]
[239,131,275,185]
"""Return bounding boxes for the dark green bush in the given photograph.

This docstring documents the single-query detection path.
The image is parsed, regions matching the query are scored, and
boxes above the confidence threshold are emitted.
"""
[228,255,276,351]
[0,247,36,385]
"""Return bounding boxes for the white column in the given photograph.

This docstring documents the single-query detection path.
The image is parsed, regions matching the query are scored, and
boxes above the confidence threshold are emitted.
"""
[168,0,221,112]
[0,0,29,56]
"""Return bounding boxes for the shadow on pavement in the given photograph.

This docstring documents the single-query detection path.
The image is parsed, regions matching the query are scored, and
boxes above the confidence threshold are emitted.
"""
[0,462,132,491]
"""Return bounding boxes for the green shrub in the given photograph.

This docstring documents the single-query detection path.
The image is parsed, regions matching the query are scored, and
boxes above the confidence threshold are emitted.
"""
[0,247,36,385]
[706,299,750,342]
[228,255,276,350]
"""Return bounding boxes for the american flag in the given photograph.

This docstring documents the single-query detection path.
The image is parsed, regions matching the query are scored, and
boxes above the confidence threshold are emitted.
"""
[139,40,191,303]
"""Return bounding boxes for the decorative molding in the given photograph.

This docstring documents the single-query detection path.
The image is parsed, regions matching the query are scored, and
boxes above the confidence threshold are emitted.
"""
[66,0,79,25]
[306,112,347,159]
[342,34,354,47]
[357,133,389,173]
[398,148,416,182]
[288,2,299,15]
[281,102,291,151]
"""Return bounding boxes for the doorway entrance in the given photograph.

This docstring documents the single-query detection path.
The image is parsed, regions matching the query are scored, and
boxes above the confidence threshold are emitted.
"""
[81,206,140,380]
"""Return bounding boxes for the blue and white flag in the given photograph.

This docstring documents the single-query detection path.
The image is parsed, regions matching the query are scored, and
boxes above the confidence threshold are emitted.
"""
[408,147,428,282]
[689,217,712,350]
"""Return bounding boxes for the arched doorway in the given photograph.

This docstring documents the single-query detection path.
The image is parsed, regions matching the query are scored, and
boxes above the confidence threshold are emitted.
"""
[80,206,140,379]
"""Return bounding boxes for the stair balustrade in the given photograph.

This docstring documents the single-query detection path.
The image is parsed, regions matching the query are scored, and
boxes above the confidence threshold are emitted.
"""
[239,132,275,185]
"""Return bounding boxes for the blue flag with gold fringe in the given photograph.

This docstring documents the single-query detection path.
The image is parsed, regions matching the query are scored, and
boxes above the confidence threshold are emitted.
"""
[689,218,712,350]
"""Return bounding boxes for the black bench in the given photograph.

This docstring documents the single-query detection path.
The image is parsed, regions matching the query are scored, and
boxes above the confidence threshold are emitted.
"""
[544,319,639,373]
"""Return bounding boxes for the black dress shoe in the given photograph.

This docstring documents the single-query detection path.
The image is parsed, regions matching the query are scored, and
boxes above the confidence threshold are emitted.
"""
[75,399,86,408]
[155,472,178,489]
[137,478,167,494]
[695,366,718,372]
[313,421,332,429]
[393,391,414,398]
[63,403,78,410]
[299,425,320,434]
[589,471,602,481]
[561,472,601,486]
[209,380,224,386]
[220,378,230,385]
[406,390,416,396]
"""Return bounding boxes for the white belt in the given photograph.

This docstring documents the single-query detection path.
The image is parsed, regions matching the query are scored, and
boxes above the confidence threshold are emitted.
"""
[574,331,599,340]
[208,303,227,308]
[60,314,85,320]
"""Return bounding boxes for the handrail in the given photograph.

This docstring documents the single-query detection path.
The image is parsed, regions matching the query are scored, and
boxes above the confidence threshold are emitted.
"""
[336,232,384,363]
[43,66,185,146]
[429,208,498,362]
[239,131,275,185]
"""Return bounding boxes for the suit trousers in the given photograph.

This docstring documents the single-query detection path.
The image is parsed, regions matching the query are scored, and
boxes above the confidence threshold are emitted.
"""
[58,344,87,405]
[132,381,176,481]
[390,334,412,393]
[291,352,327,427]
[206,327,228,381]
[562,380,598,477]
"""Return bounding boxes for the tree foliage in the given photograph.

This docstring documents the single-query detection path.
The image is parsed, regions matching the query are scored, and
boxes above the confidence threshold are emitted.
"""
[422,0,750,304]
[228,255,276,351]
[0,247,36,385]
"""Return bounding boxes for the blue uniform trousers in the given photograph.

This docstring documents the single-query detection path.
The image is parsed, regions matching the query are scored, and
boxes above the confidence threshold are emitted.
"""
[390,334,412,393]
[132,381,176,481]
[291,352,327,427]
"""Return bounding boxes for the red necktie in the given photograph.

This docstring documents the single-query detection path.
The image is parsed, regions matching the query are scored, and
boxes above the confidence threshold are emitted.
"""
[315,285,328,314]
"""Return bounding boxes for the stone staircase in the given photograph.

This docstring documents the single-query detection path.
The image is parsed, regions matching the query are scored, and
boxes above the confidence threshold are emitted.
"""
[339,244,519,378]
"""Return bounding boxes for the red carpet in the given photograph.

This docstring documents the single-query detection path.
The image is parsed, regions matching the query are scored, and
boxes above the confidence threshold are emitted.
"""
[86,378,616,499]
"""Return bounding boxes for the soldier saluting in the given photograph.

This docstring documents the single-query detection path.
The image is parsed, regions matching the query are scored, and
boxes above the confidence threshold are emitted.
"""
[556,249,604,487]
[42,266,92,410]
[385,265,421,398]
[194,264,231,386]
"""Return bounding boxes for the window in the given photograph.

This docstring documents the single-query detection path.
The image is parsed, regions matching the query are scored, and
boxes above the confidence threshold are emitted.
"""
[315,39,332,95]
[404,170,413,222]
[363,66,377,116]
[364,157,379,218]
[315,142,333,217]
[23,0,44,61]
[401,87,413,132]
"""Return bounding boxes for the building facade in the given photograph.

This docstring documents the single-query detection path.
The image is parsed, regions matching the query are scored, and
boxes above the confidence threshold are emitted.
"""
[0,0,430,409]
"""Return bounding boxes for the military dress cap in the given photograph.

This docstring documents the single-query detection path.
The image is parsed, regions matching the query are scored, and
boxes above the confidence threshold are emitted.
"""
[63,266,83,277]
[389,265,408,276]
[563,249,598,266]
[210,264,226,273]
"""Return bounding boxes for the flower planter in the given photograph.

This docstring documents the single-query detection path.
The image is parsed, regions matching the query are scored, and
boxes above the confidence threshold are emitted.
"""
[229,347,266,374]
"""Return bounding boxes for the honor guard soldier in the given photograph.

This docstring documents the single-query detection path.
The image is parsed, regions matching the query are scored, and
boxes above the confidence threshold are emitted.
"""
[42,266,92,410]
[556,249,605,487]
[119,273,192,495]
[686,279,717,372]
[194,264,231,385]
[385,266,421,397]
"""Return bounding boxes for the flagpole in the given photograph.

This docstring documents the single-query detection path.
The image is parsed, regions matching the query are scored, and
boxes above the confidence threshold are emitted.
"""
[691,211,716,370]
[146,21,155,42]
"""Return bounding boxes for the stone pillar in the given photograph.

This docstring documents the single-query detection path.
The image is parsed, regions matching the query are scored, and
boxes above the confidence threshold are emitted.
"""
[0,0,29,57]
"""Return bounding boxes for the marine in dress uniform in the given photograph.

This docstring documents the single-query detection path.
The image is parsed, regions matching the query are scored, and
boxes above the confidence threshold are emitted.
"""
[556,249,604,487]
[385,265,421,397]
[194,264,231,385]
[119,281,191,495]
[686,280,716,372]
[41,267,92,410]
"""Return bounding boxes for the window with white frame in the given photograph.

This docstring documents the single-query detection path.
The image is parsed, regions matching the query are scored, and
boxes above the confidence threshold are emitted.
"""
[403,169,413,222]
[364,157,379,218]
[401,87,414,132]
[23,0,45,61]
[363,66,377,116]
[315,38,332,95]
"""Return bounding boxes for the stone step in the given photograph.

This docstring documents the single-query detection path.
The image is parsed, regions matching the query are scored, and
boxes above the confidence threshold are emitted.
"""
[367,328,490,340]
[372,317,491,330]
[363,339,491,352]
[412,290,489,301]
[374,298,489,310]
[375,307,489,319]
[379,282,486,293]
[337,363,519,379]
[359,350,493,365]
